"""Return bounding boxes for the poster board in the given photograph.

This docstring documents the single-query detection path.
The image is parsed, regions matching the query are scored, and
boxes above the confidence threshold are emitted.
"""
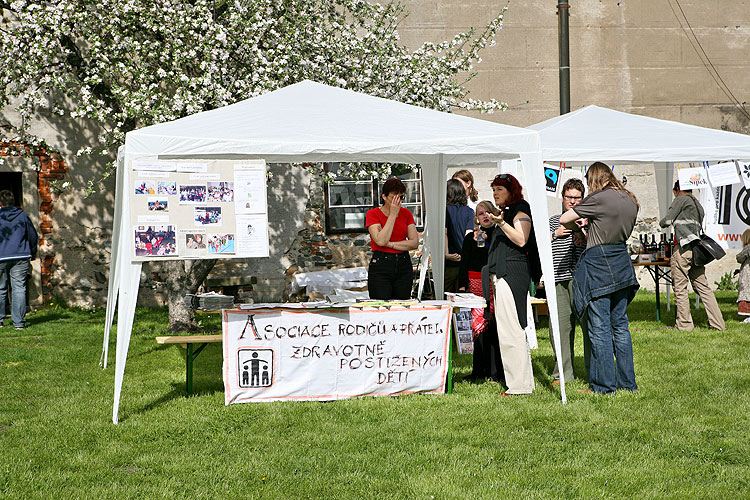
[453,308,474,354]
[222,303,452,404]
[129,159,269,261]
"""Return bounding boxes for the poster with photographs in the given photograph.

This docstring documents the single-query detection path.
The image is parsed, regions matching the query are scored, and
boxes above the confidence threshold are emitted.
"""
[129,159,268,261]
[179,185,207,204]
[453,308,474,354]
[158,181,177,195]
[207,233,236,254]
[148,197,168,212]
[194,206,222,226]
[135,180,157,195]
[208,181,234,202]
[134,226,178,257]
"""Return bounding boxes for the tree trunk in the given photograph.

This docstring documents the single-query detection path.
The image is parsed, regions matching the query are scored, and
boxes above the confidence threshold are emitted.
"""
[158,259,217,332]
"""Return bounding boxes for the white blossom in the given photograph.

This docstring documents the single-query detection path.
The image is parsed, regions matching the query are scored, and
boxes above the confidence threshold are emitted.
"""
[0,0,508,181]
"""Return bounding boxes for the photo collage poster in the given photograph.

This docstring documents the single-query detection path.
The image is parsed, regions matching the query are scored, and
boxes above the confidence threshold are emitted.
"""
[129,159,269,261]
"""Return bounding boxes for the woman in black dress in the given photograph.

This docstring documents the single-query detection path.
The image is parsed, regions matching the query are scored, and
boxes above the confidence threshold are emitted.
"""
[485,173,538,396]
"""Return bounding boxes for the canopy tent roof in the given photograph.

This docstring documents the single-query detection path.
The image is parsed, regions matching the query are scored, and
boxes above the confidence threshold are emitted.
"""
[126,80,540,164]
[106,80,566,423]
[529,105,750,164]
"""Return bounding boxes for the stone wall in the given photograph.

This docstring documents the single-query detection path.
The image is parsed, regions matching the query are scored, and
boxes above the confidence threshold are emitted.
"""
[2,0,748,305]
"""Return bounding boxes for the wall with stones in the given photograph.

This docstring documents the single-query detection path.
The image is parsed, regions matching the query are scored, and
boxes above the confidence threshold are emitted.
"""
[3,0,749,306]
[402,0,750,293]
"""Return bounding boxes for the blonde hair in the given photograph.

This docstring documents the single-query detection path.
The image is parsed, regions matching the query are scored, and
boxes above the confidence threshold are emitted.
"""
[474,200,499,225]
[742,229,750,247]
[585,162,639,210]
[452,169,479,202]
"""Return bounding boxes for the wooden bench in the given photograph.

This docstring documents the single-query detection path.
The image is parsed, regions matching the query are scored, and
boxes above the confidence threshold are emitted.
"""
[155,335,222,395]
[530,297,548,316]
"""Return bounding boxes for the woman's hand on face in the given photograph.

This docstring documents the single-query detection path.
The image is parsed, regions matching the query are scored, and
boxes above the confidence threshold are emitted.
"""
[388,194,402,216]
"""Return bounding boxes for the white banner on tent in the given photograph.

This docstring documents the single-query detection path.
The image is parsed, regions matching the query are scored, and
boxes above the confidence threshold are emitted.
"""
[702,183,750,249]
[678,165,710,191]
[707,161,740,188]
[222,304,452,404]
[738,160,750,189]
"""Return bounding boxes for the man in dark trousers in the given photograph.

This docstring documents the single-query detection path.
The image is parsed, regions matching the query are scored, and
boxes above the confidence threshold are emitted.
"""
[0,190,38,330]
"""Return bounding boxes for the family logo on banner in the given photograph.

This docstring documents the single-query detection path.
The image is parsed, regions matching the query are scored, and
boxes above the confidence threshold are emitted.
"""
[738,160,750,189]
[678,164,709,190]
[222,304,452,404]
[544,164,561,197]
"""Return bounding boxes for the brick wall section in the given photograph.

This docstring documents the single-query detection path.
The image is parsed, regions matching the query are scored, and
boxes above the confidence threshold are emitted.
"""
[0,141,68,303]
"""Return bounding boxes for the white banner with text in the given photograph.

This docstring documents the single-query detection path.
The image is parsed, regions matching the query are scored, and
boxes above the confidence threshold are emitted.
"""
[222,304,452,404]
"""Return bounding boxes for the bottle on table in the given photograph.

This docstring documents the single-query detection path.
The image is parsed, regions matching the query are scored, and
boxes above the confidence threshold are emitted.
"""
[658,233,666,260]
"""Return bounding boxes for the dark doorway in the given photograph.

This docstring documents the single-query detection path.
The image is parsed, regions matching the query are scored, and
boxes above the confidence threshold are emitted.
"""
[0,171,23,207]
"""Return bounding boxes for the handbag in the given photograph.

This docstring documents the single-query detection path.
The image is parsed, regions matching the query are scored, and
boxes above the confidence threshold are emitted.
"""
[686,196,725,266]
[691,234,725,267]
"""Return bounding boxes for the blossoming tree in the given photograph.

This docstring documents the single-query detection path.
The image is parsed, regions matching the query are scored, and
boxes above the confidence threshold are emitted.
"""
[0,0,507,330]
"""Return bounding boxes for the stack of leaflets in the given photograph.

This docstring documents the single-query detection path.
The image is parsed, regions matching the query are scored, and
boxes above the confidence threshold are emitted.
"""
[184,292,235,311]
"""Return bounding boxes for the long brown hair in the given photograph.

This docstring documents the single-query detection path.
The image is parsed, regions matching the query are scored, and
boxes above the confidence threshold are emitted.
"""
[585,162,639,210]
[452,169,479,202]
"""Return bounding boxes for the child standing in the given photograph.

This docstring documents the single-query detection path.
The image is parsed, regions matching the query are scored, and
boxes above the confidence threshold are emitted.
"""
[736,229,750,322]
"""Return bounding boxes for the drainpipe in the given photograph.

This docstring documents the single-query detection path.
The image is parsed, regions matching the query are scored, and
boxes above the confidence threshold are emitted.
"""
[558,1,570,114]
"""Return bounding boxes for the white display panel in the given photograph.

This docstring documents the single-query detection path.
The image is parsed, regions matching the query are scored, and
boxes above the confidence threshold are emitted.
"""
[129,159,269,261]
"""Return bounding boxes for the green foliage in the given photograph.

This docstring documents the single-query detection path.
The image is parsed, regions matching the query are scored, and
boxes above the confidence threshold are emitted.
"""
[715,271,738,291]
[2,292,749,498]
[0,0,508,188]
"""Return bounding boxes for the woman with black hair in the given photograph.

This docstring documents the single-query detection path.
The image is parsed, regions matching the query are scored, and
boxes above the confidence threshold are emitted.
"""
[365,177,419,300]
[444,179,475,293]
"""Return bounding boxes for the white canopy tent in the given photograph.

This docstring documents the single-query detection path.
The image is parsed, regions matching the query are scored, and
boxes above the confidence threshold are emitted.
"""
[529,105,750,219]
[103,80,566,423]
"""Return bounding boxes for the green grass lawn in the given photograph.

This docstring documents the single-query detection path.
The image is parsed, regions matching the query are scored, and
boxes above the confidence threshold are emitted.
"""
[1,291,749,499]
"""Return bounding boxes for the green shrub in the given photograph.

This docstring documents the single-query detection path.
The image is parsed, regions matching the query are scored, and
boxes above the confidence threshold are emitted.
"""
[715,271,738,291]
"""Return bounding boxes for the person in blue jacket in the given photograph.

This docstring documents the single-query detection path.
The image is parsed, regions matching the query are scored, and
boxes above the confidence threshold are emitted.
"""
[0,190,38,330]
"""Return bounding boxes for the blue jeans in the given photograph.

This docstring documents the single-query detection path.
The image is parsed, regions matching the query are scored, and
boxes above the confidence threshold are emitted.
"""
[586,287,637,394]
[0,258,30,328]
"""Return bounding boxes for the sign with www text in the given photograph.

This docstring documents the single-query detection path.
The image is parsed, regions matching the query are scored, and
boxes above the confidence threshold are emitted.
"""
[222,304,452,404]
[702,182,750,249]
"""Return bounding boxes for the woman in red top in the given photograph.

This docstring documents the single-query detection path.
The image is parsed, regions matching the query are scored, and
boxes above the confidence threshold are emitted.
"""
[365,177,419,300]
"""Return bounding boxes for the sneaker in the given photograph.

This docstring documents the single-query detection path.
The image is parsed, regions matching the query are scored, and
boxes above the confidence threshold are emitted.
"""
[743,317,750,324]
[14,325,24,330]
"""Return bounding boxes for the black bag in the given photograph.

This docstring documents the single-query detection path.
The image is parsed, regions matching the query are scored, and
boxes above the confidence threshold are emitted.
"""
[686,196,726,267]
[691,234,726,267]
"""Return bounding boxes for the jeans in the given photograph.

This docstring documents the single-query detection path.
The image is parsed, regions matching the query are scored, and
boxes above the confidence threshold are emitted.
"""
[368,251,413,300]
[586,287,637,394]
[0,258,30,328]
